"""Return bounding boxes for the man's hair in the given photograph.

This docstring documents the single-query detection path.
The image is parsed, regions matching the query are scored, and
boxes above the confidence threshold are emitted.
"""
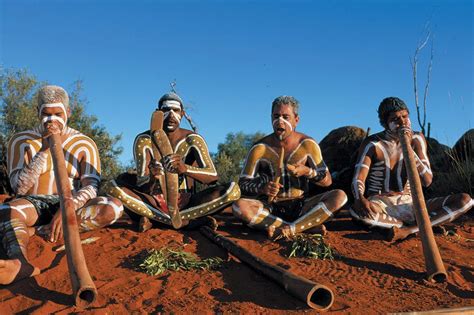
[37,85,69,110]
[377,97,409,127]
[271,95,299,116]
[158,92,183,109]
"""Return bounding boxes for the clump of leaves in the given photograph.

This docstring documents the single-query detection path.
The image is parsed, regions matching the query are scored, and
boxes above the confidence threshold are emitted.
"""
[140,248,223,276]
[287,234,335,260]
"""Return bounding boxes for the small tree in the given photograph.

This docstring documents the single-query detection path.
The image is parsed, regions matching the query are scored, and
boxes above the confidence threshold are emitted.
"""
[213,131,265,183]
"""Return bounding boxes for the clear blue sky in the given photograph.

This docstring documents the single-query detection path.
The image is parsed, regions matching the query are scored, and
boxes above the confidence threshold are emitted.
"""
[1,0,472,164]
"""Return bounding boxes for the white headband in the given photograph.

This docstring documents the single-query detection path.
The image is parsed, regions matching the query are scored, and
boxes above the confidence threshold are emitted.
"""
[161,100,181,110]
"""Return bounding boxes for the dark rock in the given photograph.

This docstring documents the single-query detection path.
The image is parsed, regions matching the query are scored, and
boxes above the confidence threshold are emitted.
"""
[452,129,473,163]
[426,137,451,173]
[316,126,368,198]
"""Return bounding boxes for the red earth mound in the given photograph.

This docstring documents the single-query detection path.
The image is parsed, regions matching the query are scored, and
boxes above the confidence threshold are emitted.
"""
[0,208,473,314]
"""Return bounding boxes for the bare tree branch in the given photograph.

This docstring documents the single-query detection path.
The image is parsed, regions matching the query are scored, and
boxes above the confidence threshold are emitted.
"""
[412,28,432,135]
[422,40,434,130]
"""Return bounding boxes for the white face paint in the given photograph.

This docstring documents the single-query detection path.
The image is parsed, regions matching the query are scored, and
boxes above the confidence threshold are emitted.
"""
[272,117,293,140]
[388,117,411,132]
[38,102,68,132]
[161,100,182,124]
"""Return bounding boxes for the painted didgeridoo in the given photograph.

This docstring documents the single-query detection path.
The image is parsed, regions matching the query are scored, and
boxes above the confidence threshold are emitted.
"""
[200,226,334,311]
[150,110,182,229]
[49,133,97,307]
[398,127,447,282]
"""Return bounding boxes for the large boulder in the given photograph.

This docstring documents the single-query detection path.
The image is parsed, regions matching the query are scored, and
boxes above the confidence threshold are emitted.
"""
[316,126,368,198]
[452,129,473,163]
[426,137,451,173]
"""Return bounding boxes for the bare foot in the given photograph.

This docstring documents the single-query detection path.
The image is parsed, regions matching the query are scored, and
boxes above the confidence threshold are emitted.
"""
[0,259,40,285]
[305,224,327,236]
[138,217,153,232]
[267,225,293,240]
[387,226,414,242]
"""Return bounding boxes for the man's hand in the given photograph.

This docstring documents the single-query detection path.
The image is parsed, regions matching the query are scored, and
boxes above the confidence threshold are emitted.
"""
[287,164,311,178]
[398,125,413,144]
[162,154,187,174]
[353,198,382,220]
[149,159,164,178]
[48,210,63,243]
[40,122,62,152]
[261,181,282,199]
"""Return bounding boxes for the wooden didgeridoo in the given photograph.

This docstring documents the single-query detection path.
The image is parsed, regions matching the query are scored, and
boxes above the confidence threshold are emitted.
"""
[200,226,334,311]
[49,133,97,307]
[268,147,285,203]
[150,110,182,229]
[398,128,447,282]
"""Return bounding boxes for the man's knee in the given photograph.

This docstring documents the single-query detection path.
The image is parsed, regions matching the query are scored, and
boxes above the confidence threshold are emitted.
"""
[447,193,473,213]
[232,199,260,222]
[323,189,348,210]
[91,196,124,226]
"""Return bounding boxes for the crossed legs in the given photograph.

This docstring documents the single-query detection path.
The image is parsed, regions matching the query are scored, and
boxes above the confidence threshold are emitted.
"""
[233,189,347,238]
[0,196,122,285]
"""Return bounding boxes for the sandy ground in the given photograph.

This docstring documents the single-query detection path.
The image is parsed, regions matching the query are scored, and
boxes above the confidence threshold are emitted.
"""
[0,207,473,314]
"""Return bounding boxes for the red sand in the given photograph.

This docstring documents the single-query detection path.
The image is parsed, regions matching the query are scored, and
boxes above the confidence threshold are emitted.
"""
[0,208,473,314]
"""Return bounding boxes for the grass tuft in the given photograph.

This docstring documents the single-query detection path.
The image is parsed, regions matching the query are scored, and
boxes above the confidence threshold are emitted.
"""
[140,247,223,276]
[287,234,335,260]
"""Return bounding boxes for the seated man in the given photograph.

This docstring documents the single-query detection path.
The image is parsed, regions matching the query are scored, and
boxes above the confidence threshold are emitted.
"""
[105,92,240,230]
[350,97,473,239]
[232,96,347,239]
[0,85,123,285]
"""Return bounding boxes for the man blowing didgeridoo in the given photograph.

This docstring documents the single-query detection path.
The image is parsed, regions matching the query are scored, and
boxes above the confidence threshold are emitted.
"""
[0,85,123,285]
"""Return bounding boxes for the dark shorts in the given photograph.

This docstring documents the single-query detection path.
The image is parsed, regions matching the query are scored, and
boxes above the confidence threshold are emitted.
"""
[268,199,304,223]
[21,195,60,226]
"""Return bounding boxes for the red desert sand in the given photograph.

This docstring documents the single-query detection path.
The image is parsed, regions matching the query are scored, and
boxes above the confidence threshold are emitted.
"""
[0,206,473,314]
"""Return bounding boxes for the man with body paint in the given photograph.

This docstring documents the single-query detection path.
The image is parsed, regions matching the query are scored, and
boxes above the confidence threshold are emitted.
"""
[350,97,473,237]
[232,96,347,239]
[105,92,240,230]
[0,85,124,285]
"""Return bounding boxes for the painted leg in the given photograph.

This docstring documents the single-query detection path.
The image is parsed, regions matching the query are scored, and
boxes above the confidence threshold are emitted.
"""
[179,182,241,222]
[104,179,171,225]
[391,193,473,241]
[350,194,405,230]
[232,198,287,238]
[0,200,40,285]
[274,190,348,238]
[76,196,124,232]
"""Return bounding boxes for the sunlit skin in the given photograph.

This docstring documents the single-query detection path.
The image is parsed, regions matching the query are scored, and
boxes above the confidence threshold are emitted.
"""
[262,104,331,200]
[354,109,414,218]
[148,105,218,185]
[0,104,121,284]
[234,101,346,239]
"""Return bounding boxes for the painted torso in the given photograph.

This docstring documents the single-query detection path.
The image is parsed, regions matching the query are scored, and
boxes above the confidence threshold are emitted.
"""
[353,131,431,197]
[7,126,101,195]
[240,133,327,201]
[133,130,216,192]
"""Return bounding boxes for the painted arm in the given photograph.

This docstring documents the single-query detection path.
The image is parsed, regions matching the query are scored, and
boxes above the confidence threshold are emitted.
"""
[133,134,154,187]
[164,134,218,185]
[72,138,101,209]
[351,140,382,218]
[287,139,331,187]
[7,133,47,195]
[411,133,433,187]
[9,151,48,195]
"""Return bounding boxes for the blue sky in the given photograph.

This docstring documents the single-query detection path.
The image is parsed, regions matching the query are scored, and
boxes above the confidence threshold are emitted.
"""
[1,0,472,164]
